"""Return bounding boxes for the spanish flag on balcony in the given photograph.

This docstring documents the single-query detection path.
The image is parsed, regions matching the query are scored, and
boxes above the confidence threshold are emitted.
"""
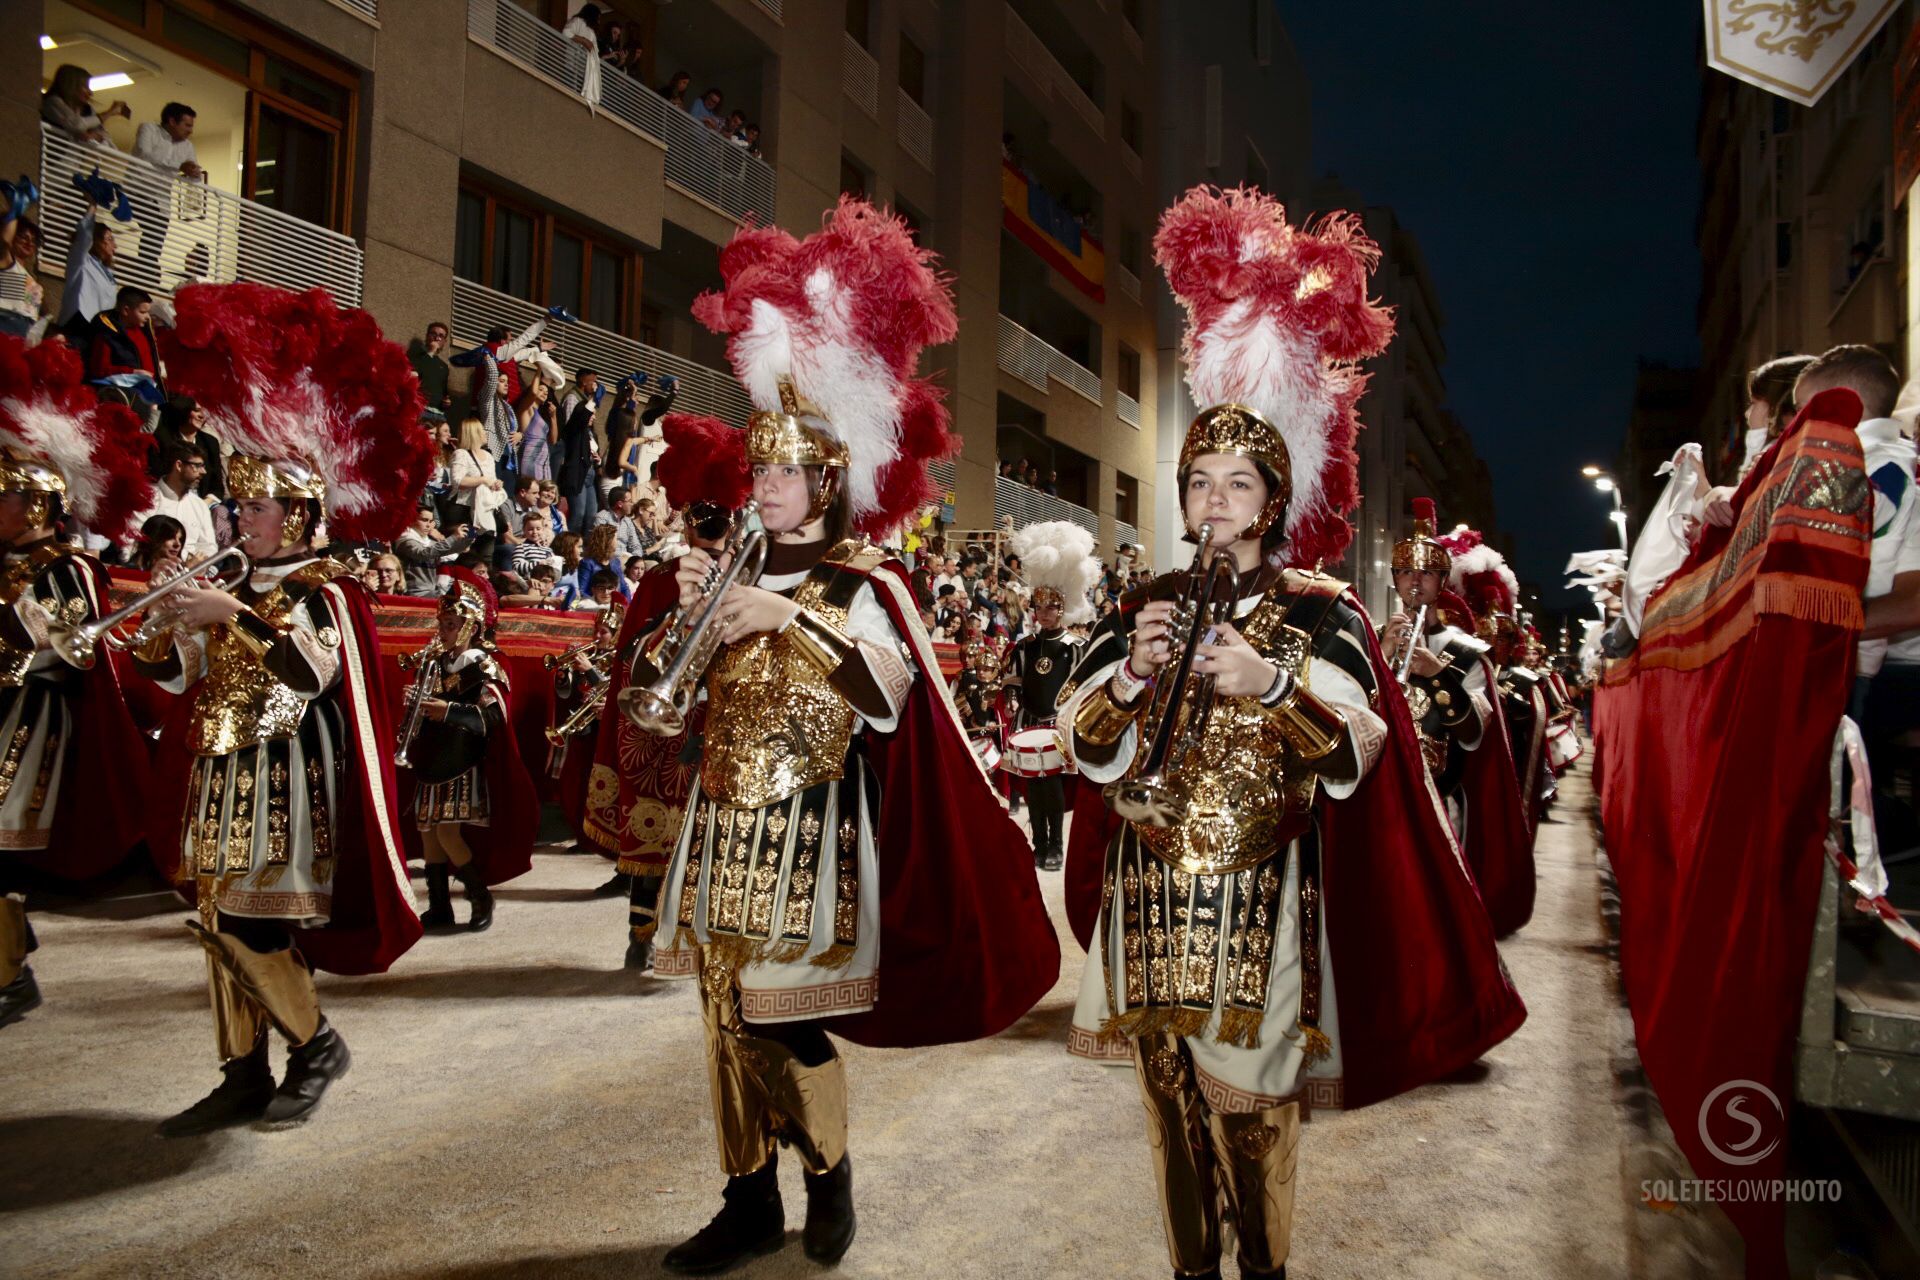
[1002,162,1105,302]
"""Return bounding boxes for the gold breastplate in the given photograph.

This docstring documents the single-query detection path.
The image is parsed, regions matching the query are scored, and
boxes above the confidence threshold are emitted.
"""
[0,546,84,689]
[1133,590,1323,877]
[187,565,337,757]
[698,549,864,809]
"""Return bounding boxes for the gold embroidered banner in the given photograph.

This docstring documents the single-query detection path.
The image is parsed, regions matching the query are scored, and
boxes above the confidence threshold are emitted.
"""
[1705,0,1901,106]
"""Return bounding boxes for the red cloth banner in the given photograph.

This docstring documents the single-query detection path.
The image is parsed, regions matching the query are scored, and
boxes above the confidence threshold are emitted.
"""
[1594,390,1871,1278]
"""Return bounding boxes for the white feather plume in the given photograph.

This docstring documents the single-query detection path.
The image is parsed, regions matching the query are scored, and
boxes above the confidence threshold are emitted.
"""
[1009,520,1102,625]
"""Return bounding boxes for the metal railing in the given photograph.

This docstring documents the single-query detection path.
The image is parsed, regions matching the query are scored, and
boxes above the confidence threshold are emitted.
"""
[450,278,753,428]
[897,88,934,170]
[331,0,378,19]
[1003,6,1104,138]
[466,0,774,223]
[36,124,363,308]
[995,476,1098,538]
[750,0,783,19]
[1116,390,1141,429]
[1114,520,1138,551]
[843,34,879,118]
[996,314,1101,405]
[1112,261,1140,303]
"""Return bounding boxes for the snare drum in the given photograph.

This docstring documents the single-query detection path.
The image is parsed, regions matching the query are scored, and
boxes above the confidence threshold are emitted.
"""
[1002,725,1067,778]
[1546,722,1582,769]
[970,735,1003,773]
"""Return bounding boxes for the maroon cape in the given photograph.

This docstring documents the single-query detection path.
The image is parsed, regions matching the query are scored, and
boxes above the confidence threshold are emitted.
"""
[1596,391,1870,1278]
[1065,587,1526,1110]
[149,573,423,975]
[1439,590,1536,938]
[825,558,1060,1049]
[396,655,538,889]
[18,554,150,880]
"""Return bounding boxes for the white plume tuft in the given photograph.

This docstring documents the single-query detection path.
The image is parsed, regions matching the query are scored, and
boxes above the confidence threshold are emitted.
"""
[1009,520,1102,625]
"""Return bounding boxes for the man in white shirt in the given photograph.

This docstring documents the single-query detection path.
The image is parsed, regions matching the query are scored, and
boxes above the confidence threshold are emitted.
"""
[133,104,202,178]
[142,442,217,560]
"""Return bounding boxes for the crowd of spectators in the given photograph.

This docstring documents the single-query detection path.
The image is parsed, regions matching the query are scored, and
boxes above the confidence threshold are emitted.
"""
[997,457,1061,496]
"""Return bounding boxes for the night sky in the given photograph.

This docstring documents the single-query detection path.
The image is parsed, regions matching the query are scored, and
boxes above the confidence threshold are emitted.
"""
[1278,2,1704,606]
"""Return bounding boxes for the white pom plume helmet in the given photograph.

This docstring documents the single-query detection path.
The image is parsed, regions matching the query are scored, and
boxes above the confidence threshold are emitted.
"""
[1009,520,1101,625]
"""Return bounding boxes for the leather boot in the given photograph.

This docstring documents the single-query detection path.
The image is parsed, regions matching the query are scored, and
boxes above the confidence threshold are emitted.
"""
[625,934,653,972]
[801,1154,857,1263]
[661,1151,785,1275]
[593,870,629,898]
[158,1034,274,1137]
[0,965,40,1029]
[261,1018,352,1127]
[419,863,455,930]
[454,862,493,932]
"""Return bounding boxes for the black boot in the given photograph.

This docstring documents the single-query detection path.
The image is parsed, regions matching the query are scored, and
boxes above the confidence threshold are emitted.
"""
[802,1154,857,1263]
[261,1018,351,1127]
[0,965,42,1029]
[661,1153,785,1275]
[157,1036,274,1137]
[455,863,493,933]
[593,870,629,898]
[419,864,455,930]
[625,934,653,972]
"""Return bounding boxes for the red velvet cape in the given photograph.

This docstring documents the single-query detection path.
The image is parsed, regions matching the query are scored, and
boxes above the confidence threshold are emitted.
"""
[18,554,150,880]
[826,559,1060,1049]
[1064,587,1526,1109]
[1596,391,1870,1278]
[149,575,423,975]
[1438,590,1536,938]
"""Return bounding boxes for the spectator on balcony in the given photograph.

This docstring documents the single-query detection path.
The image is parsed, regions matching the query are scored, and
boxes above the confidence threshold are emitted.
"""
[562,5,603,104]
[141,442,217,562]
[599,18,642,75]
[691,88,726,131]
[86,286,160,382]
[658,70,692,108]
[41,65,128,147]
[0,215,43,339]
[397,504,474,597]
[57,200,121,338]
[516,380,556,482]
[1040,469,1059,496]
[134,103,203,180]
[722,109,747,142]
[563,4,601,49]
[556,367,602,532]
[451,414,511,549]
[410,321,453,418]
[740,123,764,160]
[152,396,226,498]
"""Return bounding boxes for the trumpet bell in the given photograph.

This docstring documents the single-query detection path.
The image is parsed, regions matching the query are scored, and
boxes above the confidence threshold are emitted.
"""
[617,684,686,736]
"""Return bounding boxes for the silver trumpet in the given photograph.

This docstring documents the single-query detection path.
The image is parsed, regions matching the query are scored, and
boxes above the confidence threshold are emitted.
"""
[45,547,251,670]
[619,502,768,736]
[1394,603,1429,686]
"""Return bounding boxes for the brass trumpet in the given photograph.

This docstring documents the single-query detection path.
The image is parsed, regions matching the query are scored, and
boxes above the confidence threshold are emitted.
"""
[45,546,251,670]
[543,638,599,670]
[1103,522,1241,828]
[544,681,608,744]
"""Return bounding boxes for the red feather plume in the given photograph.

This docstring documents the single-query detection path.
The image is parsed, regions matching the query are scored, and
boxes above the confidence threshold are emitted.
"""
[0,334,154,540]
[657,413,751,511]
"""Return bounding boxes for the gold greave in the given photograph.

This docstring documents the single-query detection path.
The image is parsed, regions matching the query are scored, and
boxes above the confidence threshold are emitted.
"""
[206,952,266,1061]
[188,921,322,1047]
[1206,1102,1301,1275]
[699,968,776,1176]
[754,1041,848,1175]
[1131,1034,1221,1275]
[0,894,26,987]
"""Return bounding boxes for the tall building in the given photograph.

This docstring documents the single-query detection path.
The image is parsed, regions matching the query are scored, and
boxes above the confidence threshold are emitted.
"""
[1616,360,1701,535]
[3,0,1188,556]
[1695,13,1906,478]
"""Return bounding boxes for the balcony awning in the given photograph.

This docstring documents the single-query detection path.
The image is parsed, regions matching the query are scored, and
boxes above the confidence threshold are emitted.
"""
[1704,0,1900,105]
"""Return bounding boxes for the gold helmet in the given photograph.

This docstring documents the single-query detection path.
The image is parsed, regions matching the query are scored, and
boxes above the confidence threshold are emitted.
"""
[1391,497,1451,573]
[745,380,849,523]
[1177,403,1294,539]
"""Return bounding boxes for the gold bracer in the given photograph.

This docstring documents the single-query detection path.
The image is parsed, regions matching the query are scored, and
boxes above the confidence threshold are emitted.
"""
[1268,680,1344,763]
[787,607,855,679]
[184,563,339,756]
[1073,677,1140,749]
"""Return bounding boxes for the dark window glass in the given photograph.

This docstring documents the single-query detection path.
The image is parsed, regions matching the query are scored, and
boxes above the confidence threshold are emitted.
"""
[1246,146,1268,192]
[492,206,534,299]
[551,230,584,318]
[89,0,144,23]
[265,57,350,120]
[839,152,867,198]
[589,245,622,331]
[1118,344,1141,398]
[1121,101,1141,154]
[454,190,486,282]
[895,201,925,240]
[253,103,334,227]
[159,6,251,76]
[1122,0,1142,33]
[899,35,926,105]
[846,0,871,46]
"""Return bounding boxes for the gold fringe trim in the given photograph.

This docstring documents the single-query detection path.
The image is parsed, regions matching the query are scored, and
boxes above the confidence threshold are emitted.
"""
[1100,1006,1210,1041]
[699,934,764,973]
[1753,577,1864,628]
[1296,1022,1332,1065]
[615,855,666,878]
[1216,1006,1265,1050]
[809,943,856,970]
[765,939,813,966]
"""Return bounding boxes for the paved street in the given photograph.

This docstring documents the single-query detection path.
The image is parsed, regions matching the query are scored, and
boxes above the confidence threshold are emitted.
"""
[2,763,1643,1279]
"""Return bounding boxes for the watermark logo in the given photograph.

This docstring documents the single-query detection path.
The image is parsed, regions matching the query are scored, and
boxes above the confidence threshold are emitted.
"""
[1698,1079,1782,1167]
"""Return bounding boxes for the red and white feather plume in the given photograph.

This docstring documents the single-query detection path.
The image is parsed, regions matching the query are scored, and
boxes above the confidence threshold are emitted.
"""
[691,197,959,539]
[656,413,751,512]
[161,283,432,542]
[0,333,154,540]
[1440,524,1519,618]
[1155,186,1395,568]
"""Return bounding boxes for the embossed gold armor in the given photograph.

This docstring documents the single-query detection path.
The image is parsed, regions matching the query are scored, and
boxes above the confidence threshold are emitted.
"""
[1129,597,1319,877]
[698,563,859,809]
[0,545,79,688]
[186,563,339,757]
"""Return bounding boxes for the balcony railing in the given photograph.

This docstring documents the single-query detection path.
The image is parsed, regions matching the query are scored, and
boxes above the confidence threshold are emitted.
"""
[36,123,363,308]
[1112,261,1140,303]
[1116,390,1141,429]
[331,0,378,19]
[897,88,934,171]
[750,0,783,19]
[1004,6,1104,138]
[451,278,752,428]
[996,314,1101,405]
[995,476,1098,538]
[466,0,775,224]
[843,34,879,118]
[1114,520,1138,552]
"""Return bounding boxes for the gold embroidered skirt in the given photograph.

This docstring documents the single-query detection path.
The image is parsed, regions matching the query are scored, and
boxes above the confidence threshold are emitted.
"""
[0,678,74,853]
[414,765,491,829]
[183,700,343,927]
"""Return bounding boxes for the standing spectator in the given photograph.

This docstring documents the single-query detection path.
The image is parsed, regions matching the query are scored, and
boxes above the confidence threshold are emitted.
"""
[690,88,726,130]
[1041,469,1059,496]
[396,503,474,596]
[515,379,555,482]
[450,415,510,556]
[723,110,747,142]
[555,367,601,532]
[658,70,692,107]
[410,321,453,417]
[152,396,225,497]
[57,201,120,336]
[561,4,602,104]
[86,286,159,381]
[134,102,203,178]
[141,443,217,561]
[41,65,127,145]
[0,213,44,339]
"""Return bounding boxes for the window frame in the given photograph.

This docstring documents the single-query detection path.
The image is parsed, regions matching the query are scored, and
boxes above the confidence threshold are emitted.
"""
[455,180,640,338]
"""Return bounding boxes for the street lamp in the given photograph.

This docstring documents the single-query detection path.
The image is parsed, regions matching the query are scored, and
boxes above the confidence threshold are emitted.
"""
[1582,465,1629,551]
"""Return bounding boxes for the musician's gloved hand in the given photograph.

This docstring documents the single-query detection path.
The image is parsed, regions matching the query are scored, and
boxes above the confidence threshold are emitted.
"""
[1194,622,1280,697]
[1384,612,1443,679]
[717,584,797,645]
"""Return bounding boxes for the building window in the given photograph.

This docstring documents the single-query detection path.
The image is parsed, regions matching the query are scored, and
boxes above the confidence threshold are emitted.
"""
[1117,343,1141,399]
[900,34,926,106]
[1246,141,1268,192]
[455,182,635,334]
[846,0,871,47]
[1121,0,1142,36]
[895,199,927,242]
[1121,100,1142,157]
[1119,222,1144,273]
[1115,471,1139,526]
[840,151,870,199]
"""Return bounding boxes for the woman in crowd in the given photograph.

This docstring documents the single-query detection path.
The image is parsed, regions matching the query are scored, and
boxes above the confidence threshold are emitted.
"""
[41,65,127,145]
[136,513,186,575]
[516,379,555,483]
[552,531,585,606]
[575,523,628,602]
[623,554,648,591]
[451,415,509,561]
[0,214,43,339]
[422,419,459,525]
[658,70,692,107]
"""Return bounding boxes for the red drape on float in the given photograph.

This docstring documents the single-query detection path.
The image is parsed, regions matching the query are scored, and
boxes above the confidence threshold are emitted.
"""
[1596,389,1870,1279]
